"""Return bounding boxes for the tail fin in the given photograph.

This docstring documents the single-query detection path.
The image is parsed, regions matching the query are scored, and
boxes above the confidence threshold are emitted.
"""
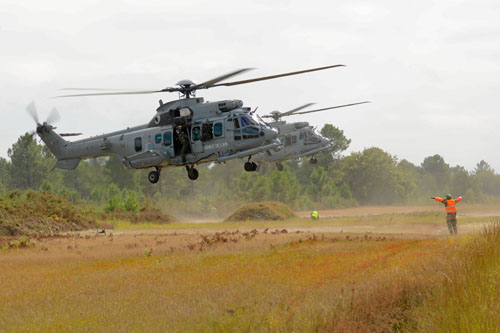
[36,123,81,170]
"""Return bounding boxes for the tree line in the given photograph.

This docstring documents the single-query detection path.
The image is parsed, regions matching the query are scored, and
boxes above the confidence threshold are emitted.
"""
[1,124,499,213]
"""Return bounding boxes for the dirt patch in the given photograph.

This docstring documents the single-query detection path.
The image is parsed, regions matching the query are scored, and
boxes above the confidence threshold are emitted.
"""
[224,201,296,222]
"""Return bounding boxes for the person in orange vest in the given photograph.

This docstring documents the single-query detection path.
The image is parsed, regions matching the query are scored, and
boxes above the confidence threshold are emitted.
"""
[431,194,463,235]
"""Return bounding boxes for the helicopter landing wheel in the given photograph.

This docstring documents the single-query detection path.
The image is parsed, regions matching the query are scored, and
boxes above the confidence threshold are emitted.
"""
[148,170,160,184]
[251,162,258,171]
[276,163,284,171]
[244,162,254,172]
[187,167,199,181]
[309,157,318,164]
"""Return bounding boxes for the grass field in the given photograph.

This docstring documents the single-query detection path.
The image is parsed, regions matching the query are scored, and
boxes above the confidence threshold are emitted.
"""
[1,207,500,331]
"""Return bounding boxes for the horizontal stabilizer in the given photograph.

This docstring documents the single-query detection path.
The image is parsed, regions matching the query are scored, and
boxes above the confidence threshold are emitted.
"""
[54,159,81,170]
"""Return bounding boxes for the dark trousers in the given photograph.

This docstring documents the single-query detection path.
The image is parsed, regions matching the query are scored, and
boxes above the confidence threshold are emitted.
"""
[446,213,458,235]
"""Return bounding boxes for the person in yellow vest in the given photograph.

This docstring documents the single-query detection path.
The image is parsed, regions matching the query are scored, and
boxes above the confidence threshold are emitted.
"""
[311,211,319,220]
[431,194,463,235]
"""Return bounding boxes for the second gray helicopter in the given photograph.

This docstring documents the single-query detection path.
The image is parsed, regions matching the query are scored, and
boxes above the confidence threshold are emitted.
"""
[243,102,369,171]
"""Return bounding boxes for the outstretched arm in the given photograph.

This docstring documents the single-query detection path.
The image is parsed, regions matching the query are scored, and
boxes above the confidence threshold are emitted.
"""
[431,196,444,203]
[456,196,463,203]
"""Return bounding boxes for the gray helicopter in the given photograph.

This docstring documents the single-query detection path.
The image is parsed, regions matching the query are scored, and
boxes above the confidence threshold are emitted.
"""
[243,101,369,171]
[30,65,344,183]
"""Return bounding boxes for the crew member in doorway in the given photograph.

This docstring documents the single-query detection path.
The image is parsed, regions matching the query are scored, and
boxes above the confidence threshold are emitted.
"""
[176,126,189,163]
[431,194,463,235]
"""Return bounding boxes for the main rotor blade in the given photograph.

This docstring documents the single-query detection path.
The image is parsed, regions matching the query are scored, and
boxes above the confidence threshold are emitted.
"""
[26,101,39,124]
[55,89,166,98]
[279,103,316,117]
[60,88,144,91]
[60,133,83,137]
[292,101,370,115]
[46,107,61,124]
[211,64,345,87]
[191,68,254,90]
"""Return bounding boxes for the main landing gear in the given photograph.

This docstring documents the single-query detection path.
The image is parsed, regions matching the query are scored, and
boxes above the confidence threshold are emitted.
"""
[276,162,284,171]
[148,167,161,184]
[244,157,258,172]
[309,157,318,164]
[186,165,199,180]
[244,161,258,172]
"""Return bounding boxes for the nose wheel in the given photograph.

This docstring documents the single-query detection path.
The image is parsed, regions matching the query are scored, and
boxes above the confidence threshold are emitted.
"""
[309,157,318,164]
[186,165,199,180]
[244,161,258,172]
[148,167,161,184]
[276,162,284,171]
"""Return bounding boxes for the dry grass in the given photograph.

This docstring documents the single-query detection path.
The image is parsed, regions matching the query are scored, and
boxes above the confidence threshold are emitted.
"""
[0,227,459,332]
[2,208,499,331]
[410,223,500,331]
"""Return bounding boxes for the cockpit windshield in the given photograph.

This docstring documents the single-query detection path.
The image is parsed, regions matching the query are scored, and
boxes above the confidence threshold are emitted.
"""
[239,115,256,127]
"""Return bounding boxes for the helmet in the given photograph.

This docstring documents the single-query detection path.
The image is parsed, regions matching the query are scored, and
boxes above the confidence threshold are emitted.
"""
[446,194,452,200]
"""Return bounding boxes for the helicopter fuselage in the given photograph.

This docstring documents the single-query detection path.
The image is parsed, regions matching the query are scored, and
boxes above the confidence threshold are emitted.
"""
[37,97,278,177]
[250,120,331,166]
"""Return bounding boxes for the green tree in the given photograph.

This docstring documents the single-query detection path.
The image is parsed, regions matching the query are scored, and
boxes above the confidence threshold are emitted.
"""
[7,133,50,189]
[450,166,470,197]
[341,148,409,204]
[124,191,140,213]
[267,168,301,204]
[307,167,330,201]
[62,159,110,199]
[475,160,494,174]
[39,179,54,191]
[0,157,8,192]
[321,124,351,157]
[472,160,498,196]
[421,154,450,194]
[104,157,139,190]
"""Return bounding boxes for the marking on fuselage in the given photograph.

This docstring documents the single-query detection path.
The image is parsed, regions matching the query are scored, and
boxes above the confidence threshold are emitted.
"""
[204,142,228,150]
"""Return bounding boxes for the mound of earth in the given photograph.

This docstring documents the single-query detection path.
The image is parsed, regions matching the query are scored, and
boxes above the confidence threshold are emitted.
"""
[0,190,96,236]
[225,201,296,222]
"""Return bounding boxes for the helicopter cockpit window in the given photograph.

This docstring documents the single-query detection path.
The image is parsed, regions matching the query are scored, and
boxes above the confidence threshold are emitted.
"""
[163,132,172,146]
[242,126,259,139]
[233,118,240,129]
[134,137,142,152]
[155,134,162,144]
[192,126,201,141]
[285,135,292,146]
[239,116,256,127]
[292,135,297,144]
[213,123,223,137]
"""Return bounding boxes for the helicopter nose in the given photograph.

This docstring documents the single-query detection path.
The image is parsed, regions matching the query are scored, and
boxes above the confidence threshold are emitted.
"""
[262,126,278,141]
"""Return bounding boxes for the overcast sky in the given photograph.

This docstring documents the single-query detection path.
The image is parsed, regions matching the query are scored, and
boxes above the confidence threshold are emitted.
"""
[1,0,499,171]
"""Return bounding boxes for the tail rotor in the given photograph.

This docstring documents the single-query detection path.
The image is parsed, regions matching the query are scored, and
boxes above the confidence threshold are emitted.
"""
[26,102,61,135]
